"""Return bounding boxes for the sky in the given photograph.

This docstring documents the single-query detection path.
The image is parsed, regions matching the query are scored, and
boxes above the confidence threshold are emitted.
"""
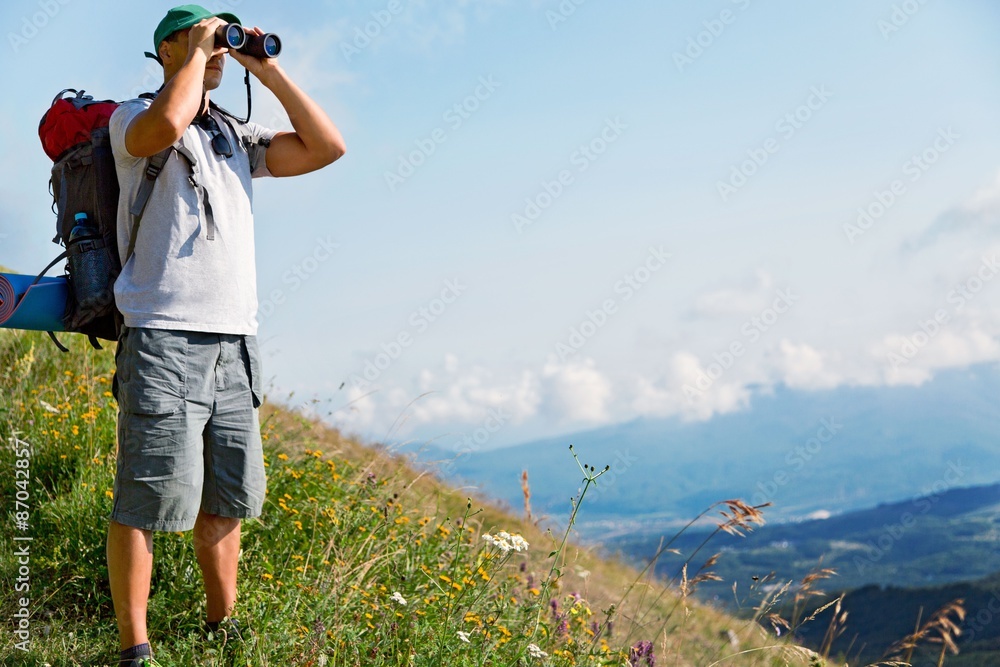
[1,0,999,452]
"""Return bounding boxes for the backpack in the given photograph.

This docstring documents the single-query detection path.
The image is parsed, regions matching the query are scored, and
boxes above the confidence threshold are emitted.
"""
[35,88,268,351]
[36,89,167,351]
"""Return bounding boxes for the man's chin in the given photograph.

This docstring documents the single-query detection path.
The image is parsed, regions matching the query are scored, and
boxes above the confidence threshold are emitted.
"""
[204,74,223,91]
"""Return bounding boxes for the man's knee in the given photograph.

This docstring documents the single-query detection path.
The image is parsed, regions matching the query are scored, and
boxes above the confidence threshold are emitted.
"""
[108,520,153,547]
[193,512,241,547]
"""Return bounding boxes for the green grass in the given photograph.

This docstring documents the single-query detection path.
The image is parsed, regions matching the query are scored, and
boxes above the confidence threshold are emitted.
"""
[0,328,835,666]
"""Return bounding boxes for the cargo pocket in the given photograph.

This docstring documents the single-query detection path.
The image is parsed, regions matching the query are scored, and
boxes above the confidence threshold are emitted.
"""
[119,328,188,416]
[243,335,263,409]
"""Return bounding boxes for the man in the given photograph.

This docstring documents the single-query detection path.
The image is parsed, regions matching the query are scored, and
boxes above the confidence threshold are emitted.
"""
[107,6,345,666]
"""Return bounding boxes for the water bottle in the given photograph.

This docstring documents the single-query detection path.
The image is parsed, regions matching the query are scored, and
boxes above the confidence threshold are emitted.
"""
[67,212,113,312]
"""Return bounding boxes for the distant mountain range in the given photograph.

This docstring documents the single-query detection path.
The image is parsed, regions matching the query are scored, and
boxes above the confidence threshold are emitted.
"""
[608,480,1000,595]
[408,363,1000,535]
[606,481,1000,665]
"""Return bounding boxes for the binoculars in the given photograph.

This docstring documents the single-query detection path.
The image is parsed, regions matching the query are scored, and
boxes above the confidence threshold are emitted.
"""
[215,24,281,58]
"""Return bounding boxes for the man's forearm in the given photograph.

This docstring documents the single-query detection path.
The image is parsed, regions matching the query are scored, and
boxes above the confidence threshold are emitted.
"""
[261,65,346,162]
[152,51,209,129]
[126,51,209,157]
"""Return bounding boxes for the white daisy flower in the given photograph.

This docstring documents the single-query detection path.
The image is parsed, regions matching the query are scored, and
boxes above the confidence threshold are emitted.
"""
[484,530,528,553]
[390,591,407,606]
[483,533,510,551]
[527,643,548,659]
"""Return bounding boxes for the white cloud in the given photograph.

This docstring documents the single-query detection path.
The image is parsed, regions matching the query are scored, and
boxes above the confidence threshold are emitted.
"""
[330,383,378,433]
[334,354,619,433]
[326,315,1000,443]
[540,358,612,423]
[690,270,774,318]
[770,340,843,390]
[878,326,1000,387]
[330,354,621,440]
[933,328,1000,366]
[904,170,1000,250]
[630,351,752,422]
[409,359,541,424]
[966,171,1000,214]
[336,355,542,433]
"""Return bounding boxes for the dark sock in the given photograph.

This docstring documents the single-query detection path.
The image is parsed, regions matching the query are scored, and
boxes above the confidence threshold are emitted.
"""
[206,620,220,633]
[120,642,151,664]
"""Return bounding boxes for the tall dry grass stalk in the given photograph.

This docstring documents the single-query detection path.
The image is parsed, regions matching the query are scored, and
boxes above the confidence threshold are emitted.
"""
[880,599,966,667]
[520,469,532,523]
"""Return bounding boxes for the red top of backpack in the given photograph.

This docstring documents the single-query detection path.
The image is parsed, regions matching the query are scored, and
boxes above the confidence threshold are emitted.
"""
[38,89,118,162]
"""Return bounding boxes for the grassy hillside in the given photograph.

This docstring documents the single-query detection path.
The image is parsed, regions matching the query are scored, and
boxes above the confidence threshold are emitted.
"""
[0,328,902,666]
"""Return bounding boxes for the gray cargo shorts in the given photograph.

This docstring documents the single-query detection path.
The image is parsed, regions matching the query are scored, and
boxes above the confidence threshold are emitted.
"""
[111,327,267,532]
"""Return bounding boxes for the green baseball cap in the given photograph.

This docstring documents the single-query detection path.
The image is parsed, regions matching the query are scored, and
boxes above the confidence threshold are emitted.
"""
[146,4,241,60]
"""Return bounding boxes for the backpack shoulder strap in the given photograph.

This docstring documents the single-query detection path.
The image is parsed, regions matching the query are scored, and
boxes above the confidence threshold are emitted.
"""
[125,147,173,264]
[210,102,271,174]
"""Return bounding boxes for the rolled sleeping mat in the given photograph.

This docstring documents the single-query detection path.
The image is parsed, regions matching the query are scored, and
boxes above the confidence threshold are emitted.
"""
[0,273,68,332]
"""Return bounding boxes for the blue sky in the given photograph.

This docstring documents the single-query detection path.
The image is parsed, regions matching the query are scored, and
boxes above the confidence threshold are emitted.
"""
[2,0,999,450]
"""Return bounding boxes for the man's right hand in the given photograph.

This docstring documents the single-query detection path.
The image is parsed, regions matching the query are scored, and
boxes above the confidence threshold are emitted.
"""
[187,18,228,63]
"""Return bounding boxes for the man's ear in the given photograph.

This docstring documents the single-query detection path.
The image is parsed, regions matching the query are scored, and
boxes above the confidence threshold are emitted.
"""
[158,41,173,67]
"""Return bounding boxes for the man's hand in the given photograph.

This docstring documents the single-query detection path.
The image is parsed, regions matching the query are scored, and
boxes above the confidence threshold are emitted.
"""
[227,27,281,84]
[188,18,229,63]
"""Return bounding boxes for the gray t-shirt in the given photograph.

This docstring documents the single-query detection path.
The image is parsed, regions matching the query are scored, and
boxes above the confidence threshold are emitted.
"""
[109,98,277,335]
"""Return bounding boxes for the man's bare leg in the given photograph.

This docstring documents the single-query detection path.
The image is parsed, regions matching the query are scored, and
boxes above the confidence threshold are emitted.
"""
[107,520,153,650]
[193,510,242,623]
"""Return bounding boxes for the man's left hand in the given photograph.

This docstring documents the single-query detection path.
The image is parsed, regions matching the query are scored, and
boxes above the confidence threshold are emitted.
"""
[227,26,281,84]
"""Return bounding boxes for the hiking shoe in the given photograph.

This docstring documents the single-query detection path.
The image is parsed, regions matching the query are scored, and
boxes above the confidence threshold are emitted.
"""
[206,617,251,642]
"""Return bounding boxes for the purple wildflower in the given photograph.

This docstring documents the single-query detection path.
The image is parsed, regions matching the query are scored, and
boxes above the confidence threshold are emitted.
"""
[629,640,655,667]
